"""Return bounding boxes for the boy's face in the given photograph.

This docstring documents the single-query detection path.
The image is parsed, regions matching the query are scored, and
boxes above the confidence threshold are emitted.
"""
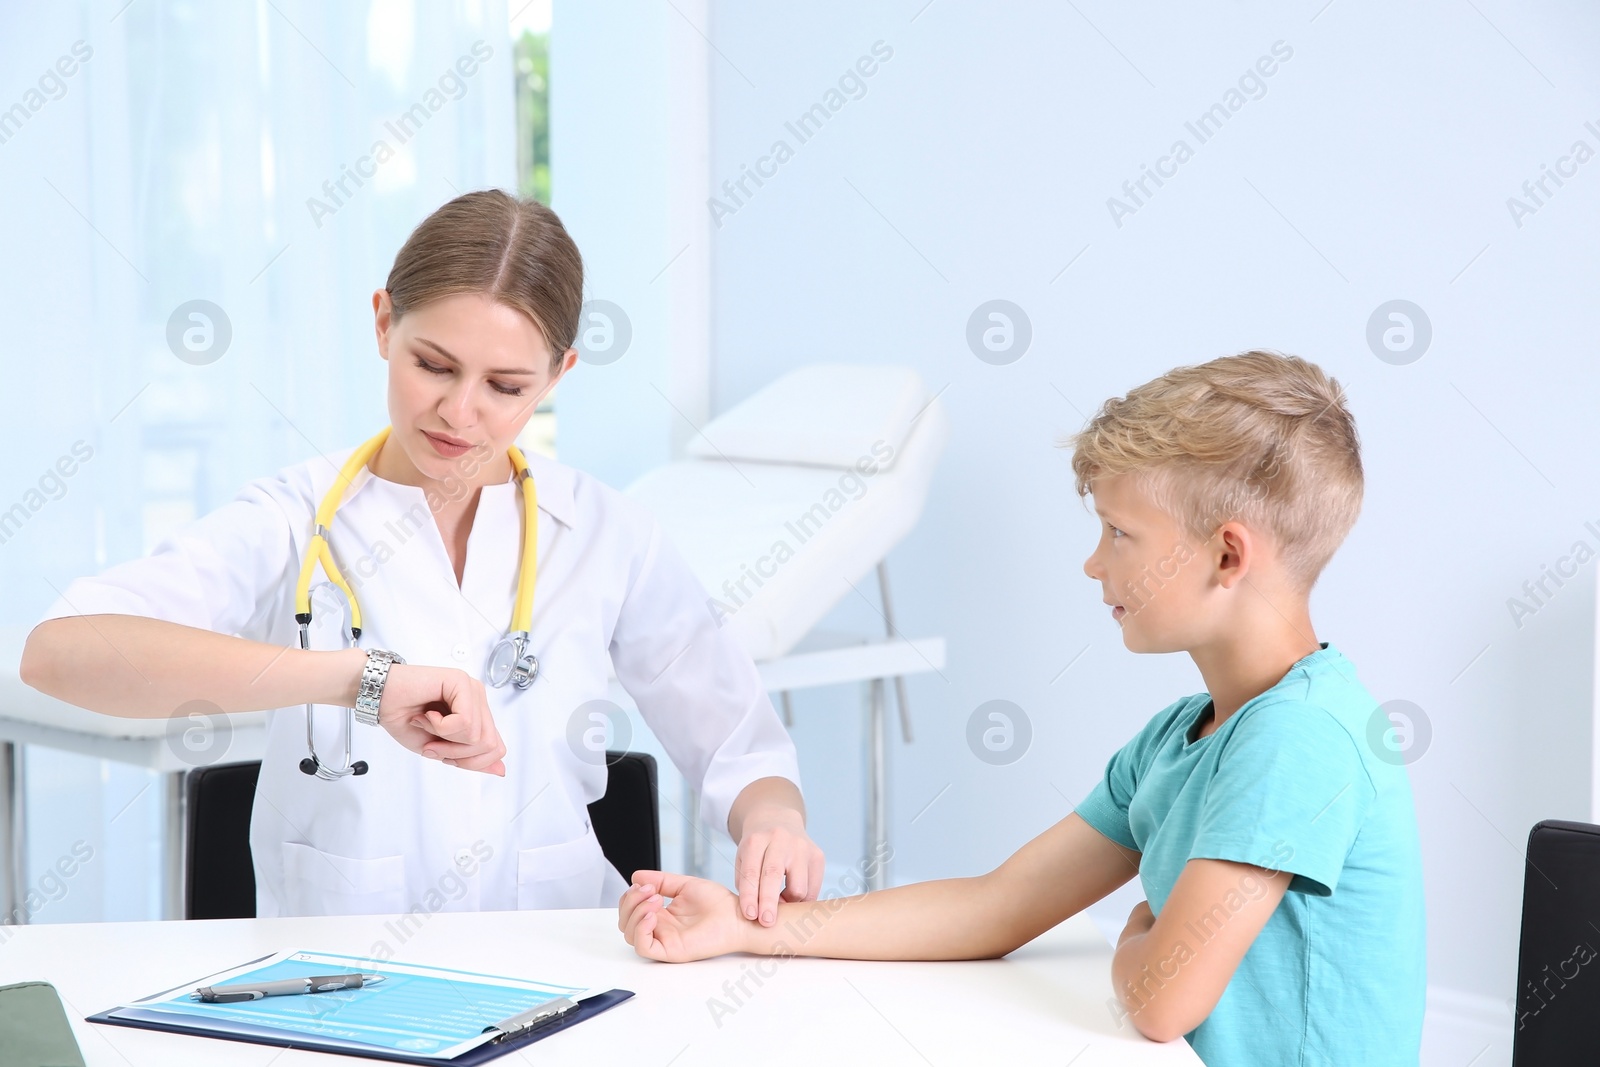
[1082,473,1211,653]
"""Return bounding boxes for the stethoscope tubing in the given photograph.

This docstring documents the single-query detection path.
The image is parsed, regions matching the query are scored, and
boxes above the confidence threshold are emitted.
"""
[295,426,541,779]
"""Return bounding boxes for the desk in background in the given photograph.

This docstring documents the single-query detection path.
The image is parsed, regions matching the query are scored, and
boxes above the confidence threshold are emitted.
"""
[0,907,1201,1065]
[0,625,268,922]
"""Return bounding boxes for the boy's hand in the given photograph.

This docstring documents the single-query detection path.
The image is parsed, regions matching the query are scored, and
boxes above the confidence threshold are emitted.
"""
[619,871,749,962]
[1118,900,1156,947]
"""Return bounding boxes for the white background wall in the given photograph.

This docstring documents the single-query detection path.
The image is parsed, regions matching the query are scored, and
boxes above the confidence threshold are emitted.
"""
[552,0,1600,1053]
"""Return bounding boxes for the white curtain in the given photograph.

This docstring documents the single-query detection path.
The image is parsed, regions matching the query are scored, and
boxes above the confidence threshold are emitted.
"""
[1,0,515,920]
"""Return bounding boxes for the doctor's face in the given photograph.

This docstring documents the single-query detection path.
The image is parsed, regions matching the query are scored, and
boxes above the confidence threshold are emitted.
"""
[374,290,576,483]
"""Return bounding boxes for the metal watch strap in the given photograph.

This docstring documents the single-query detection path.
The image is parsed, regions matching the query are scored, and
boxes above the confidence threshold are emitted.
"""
[353,649,404,726]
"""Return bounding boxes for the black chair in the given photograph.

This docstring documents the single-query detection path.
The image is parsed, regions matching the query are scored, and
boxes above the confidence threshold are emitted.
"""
[1512,819,1600,1064]
[587,750,661,884]
[185,760,263,920]
[185,752,660,920]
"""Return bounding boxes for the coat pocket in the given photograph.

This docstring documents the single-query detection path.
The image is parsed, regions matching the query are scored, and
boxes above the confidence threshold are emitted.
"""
[279,841,406,917]
[516,827,608,910]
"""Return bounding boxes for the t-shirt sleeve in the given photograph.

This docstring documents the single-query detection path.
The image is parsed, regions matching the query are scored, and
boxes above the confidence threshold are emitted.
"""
[1077,737,1142,851]
[35,476,299,644]
[1076,701,1189,852]
[1189,701,1377,896]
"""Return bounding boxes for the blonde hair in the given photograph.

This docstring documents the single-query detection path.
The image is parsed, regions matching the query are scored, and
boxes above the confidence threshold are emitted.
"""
[1065,350,1362,591]
[384,189,584,369]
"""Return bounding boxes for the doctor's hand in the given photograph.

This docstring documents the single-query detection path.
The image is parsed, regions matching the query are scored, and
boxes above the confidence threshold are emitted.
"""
[734,806,825,928]
[619,872,747,963]
[376,665,507,776]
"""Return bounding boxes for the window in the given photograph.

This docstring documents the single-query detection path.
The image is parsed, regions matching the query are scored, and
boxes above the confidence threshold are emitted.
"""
[512,1,558,460]
[8,2,536,925]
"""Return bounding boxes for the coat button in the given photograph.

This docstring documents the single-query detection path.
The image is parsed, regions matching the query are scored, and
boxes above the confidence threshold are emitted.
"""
[451,643,468,662]
[454,848,473,867]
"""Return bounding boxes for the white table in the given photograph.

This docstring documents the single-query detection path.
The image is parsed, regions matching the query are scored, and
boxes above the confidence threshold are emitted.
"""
[0,908,1200,1065]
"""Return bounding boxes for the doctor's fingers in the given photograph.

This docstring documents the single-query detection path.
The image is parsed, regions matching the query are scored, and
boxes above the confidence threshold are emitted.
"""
[735,838,786,926]
[779,850,812,904]
[418,686,503,749]
[419,736,507,774]
[780,846,825,904]
[417,706,488,745]
[430,675,494,734]
[757,848,791,926]
[424,705,507,774]
[735,844,764,922]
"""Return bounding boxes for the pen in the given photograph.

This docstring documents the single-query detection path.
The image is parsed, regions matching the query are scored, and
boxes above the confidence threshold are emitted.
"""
[191,973,386,1002]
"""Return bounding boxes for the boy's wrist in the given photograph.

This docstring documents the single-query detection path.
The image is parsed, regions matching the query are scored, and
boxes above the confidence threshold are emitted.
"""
[740,908,775,955]
[740,902,794,956]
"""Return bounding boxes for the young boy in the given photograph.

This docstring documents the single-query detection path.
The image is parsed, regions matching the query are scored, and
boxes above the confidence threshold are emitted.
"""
[618,351,1426,1065]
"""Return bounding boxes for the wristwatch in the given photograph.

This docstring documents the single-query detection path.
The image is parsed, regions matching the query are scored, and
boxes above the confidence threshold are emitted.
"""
[353,649,405,726]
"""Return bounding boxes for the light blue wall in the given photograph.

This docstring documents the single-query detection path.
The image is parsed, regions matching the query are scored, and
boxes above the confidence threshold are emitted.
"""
[553,0,1600,1006]
[547,2,675,487]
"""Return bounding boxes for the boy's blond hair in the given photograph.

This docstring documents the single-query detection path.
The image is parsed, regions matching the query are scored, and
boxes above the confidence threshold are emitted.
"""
[1065,350,1362,592]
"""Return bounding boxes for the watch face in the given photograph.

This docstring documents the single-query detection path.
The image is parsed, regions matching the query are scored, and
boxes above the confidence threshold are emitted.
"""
[486,638,517,687]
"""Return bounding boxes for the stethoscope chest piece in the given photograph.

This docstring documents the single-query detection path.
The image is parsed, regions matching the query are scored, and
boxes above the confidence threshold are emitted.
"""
[486,631,539,689]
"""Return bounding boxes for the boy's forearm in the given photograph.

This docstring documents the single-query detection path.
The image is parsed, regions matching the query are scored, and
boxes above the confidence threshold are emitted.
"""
[1112,932,1161,1037]
[737,876,1024,961]
[724,812,1142,962]
[1112,929,1201,1042]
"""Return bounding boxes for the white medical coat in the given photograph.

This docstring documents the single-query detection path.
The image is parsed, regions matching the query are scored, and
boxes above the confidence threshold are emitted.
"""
[39,446,801,918]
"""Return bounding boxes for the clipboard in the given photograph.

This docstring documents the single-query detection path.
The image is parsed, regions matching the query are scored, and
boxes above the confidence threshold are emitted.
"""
[85,951,634,1064]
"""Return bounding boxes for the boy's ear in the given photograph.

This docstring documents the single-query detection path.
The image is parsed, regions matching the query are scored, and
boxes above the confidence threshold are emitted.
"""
[1214,521,1254,589]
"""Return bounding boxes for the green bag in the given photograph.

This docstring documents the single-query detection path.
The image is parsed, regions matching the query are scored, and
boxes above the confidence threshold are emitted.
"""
[0,982,86,1067]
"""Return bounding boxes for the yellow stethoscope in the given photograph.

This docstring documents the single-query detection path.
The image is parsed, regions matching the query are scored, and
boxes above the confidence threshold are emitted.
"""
[294,425,541,779]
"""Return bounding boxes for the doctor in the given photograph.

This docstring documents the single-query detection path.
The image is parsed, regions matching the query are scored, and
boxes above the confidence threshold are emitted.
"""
[20,189,824,927]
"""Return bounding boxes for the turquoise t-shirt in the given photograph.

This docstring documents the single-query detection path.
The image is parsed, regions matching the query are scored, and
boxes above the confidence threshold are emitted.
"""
[1076,642,1426,1066]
